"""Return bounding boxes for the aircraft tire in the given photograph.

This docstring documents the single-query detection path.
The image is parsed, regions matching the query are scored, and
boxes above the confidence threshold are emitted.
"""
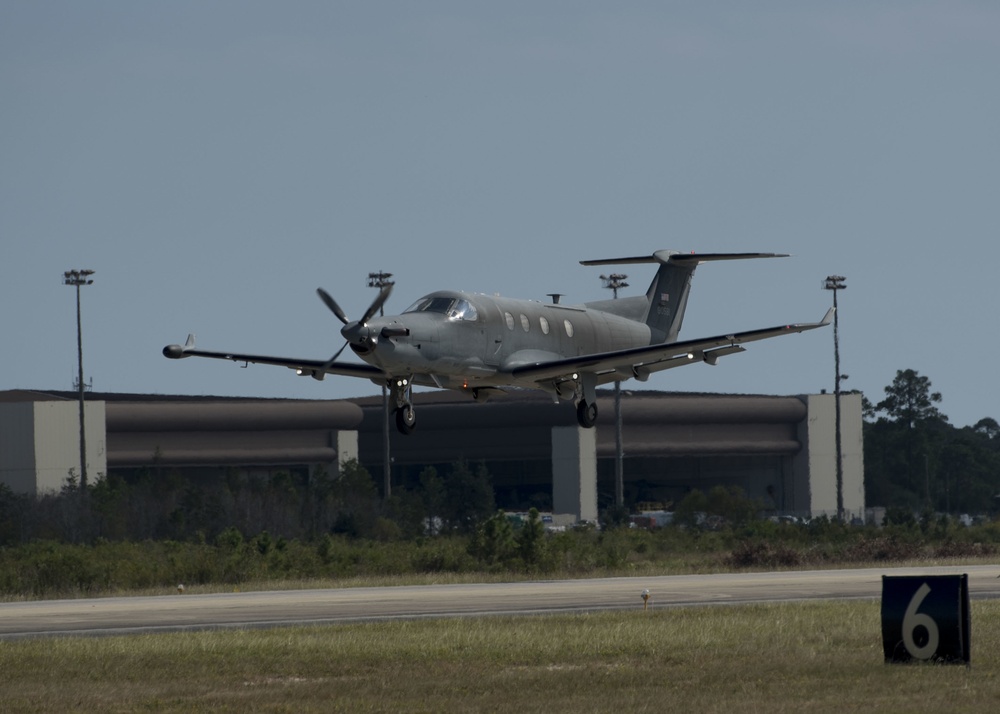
[576,400,598,429]
[395,405,417,435]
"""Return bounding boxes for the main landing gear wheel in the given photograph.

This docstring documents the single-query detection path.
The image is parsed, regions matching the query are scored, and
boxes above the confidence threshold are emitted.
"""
[576,400,598,428]
[395,404,416,435]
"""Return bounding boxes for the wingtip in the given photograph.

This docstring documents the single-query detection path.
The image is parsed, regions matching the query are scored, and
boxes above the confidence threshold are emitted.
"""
[163,334,195,359]
[821,307,835,326]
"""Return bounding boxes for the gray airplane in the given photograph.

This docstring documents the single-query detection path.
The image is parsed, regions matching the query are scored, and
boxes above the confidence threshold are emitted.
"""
[164,250,832,434]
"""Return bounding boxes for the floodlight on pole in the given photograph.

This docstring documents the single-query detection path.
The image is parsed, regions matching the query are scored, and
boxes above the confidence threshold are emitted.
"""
[599,273,629,299]
[63,269,94,491]
[823,275,846,522]
[601,273,628,509]
[368,270,394,500]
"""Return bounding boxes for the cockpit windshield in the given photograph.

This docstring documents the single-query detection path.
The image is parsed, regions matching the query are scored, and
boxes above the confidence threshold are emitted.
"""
[403,296,478,321]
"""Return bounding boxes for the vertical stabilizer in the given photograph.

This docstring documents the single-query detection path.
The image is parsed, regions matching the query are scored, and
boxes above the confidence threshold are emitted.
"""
[644,251,695,342]
[582,251,788,343]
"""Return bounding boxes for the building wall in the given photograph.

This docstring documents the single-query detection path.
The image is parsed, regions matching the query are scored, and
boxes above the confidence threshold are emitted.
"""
[105,400,364,471]
[0,399,106,493]
[358,391,864,521]
[1,390,864,520]
[0,402,36,493]
[793,392,865,519]
[551,426,597,522]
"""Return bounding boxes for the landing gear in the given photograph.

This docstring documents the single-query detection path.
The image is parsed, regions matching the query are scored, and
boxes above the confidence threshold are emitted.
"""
[395,403,416,435]
[576,399,598,428]
[390,377,416,435]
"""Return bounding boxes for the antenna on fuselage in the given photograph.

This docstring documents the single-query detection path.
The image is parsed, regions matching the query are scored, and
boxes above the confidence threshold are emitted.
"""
[547,293,564,304]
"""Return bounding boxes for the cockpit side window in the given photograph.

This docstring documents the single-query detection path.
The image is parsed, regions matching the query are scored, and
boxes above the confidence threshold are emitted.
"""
[403,296,478,321]
[448,299,478,321]
[404,297,455,314]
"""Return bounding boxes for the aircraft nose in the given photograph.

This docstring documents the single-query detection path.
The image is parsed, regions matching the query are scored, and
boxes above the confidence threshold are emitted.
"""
[341,321,375,349]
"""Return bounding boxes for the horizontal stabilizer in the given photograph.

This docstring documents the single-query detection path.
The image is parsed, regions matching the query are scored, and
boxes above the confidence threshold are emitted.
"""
[581,251,788,267]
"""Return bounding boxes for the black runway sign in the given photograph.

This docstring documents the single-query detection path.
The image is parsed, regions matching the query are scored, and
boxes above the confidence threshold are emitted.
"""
[881,574,970,665]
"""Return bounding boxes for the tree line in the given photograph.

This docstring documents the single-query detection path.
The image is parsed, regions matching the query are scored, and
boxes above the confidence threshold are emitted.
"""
[0,459,496,547]
[863,368,1000,516]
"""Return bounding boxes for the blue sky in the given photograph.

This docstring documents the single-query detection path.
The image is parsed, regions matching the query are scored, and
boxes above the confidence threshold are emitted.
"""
[2,2,998,427]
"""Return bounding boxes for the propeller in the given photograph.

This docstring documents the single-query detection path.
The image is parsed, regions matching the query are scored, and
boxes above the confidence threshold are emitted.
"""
[316,288,349,325]
[315,283,394,359]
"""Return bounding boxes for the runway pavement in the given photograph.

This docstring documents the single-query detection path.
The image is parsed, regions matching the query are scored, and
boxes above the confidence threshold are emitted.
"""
[2,564,999,639]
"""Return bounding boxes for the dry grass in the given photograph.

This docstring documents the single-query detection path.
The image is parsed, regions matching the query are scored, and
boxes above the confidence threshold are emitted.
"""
[2,600,999,713]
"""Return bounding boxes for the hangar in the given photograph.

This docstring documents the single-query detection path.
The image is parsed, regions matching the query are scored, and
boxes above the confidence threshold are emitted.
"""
[0,389,864,522]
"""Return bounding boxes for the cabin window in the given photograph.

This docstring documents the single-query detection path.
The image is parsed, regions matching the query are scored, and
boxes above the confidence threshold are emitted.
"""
[520,314,530,332]
[564,319,574,337]
[504,312,515,330]
[539,316,550,334]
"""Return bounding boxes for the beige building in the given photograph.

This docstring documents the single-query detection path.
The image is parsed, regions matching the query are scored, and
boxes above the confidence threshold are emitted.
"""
[0,389,864,522]
[0,392,106,493]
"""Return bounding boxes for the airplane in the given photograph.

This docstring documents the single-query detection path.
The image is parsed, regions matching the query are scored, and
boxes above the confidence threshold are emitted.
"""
[164,250,833,435]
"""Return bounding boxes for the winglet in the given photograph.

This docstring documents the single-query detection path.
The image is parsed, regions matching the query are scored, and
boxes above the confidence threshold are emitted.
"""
[820,307,835,326]
[163,334,195,359]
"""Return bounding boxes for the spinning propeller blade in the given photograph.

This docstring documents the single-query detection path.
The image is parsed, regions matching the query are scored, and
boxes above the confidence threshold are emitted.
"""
[326,340,350,365]
[316,288,349,325]
[360,284,393,325]
[317,284,393,327]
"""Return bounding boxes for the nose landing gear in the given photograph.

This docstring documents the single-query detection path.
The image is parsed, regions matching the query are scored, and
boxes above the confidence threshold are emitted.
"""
[390,377,416,435]
[395,403,416,434]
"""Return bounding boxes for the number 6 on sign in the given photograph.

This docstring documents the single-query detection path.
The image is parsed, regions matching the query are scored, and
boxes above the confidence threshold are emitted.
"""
[881,574,970,665]
[901,583,939,659]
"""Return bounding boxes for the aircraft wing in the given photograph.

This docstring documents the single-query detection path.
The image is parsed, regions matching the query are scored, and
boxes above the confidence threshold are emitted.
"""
[509,308,834,383]
[162,336,385,381]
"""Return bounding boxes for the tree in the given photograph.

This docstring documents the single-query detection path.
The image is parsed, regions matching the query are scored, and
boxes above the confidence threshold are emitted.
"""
[469,510,517,567]
[419,466,446,534]
[863,368,1000,515]
[517,508,547,568]
[866,369,949,509]
[441,460,495,534]
[973,417,1000,442]
[330,460,380,537]
[873,369,947,428]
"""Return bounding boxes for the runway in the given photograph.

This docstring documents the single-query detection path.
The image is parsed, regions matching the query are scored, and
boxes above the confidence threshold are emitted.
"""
[2,564,999,639]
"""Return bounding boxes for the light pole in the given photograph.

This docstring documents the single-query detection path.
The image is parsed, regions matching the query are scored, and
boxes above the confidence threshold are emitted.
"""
[63,269,94,491]
[600,273,628,509]
[823,275,846,522]
[368,270,394,500]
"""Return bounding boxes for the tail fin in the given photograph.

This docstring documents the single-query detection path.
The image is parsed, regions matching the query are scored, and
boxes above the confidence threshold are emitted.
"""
[581,251,788,343]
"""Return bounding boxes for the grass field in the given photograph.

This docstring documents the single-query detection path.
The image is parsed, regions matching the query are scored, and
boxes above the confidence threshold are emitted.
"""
[2,599,997,713]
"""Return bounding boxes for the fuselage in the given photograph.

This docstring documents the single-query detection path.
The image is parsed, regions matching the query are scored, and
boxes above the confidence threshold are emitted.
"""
[355,290,652,391]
